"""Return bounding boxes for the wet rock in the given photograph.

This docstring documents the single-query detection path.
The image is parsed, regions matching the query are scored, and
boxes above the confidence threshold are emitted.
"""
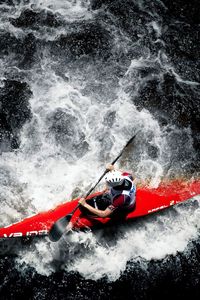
[163,23,200,80]
[11,8,62,29]
[162,0,200,24]
[103,111,116,127]
[92,0,163,40]
[47,108,89,158]
[0,31,39,68]
[0,31,21,56]
[11,9,38,28]
[0,0,14,5]
[19,33,38,68]
[135,72,200,128]
[51,22,111,59]
[0,80,32,151]
[147,144,159,159]
[133,71,200,161]
[0,238,21,256]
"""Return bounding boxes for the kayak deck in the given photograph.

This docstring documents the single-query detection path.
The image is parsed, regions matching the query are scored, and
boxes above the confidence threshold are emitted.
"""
[0,179,200,238]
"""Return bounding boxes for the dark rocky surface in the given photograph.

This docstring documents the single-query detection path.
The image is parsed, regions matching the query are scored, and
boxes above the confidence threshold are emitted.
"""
[0,80,32,151]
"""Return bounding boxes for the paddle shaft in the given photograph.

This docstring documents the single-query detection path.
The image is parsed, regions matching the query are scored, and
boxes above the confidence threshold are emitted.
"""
[66,134,137,221]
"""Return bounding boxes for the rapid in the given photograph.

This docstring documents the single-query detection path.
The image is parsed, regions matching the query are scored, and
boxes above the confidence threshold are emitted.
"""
[0,0,199,299]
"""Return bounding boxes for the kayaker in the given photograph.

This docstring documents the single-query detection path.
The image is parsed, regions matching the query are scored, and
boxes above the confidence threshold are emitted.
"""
[79,164,136,217]
[66,164,136,231]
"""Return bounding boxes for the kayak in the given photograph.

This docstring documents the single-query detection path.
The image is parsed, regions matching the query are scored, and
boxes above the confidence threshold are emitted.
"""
[0,179,200,239]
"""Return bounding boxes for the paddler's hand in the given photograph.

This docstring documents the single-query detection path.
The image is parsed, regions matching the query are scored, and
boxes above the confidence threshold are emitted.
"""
[103,187,109,193]
[79,197,86,207]
[106,163,115,171]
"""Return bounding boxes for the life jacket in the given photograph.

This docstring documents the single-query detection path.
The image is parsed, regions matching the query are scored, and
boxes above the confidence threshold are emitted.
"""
[109,175,136,209]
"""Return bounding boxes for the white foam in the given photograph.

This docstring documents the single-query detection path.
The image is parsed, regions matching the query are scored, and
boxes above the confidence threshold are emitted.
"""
[14,196,200,281]
[0,2,199,281]
[1,64,198,280]
[65,197,200,281]
[28,0,93,21]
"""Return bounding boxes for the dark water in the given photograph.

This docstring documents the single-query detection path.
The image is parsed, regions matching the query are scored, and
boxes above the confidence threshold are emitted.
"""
[1,241,200,300]
[0,0,200,299]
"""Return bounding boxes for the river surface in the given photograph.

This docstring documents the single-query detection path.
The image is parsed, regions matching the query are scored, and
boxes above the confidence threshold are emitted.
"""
[0,0,200,299]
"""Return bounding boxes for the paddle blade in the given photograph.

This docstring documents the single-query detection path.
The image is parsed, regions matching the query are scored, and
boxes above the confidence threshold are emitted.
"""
[49,215,70,242]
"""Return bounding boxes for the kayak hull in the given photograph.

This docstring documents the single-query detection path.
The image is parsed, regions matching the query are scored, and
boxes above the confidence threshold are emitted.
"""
[0,179,200,238]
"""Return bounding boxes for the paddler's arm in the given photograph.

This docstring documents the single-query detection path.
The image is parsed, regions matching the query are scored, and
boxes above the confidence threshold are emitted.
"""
[79,198,112,218]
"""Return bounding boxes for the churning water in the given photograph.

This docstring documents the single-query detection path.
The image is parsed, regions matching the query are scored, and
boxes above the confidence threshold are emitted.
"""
[0,0,199,299]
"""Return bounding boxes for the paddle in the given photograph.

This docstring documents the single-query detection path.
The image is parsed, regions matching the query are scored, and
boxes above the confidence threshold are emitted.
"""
[49,134,137,242]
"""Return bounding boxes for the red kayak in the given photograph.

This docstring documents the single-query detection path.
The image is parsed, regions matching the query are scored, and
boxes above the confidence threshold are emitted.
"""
[0,179,200,239]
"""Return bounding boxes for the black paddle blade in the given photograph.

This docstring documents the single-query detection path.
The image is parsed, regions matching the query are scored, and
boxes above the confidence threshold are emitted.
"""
[49,215,71,242]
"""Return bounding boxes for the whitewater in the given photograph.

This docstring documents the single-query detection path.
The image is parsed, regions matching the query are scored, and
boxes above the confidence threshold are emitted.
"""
[0,1,199,297]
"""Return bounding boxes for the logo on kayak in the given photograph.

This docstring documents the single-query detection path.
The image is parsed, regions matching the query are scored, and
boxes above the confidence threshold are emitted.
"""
[148,205,168,213]
[3,230,48,238]
[148,200,176,213]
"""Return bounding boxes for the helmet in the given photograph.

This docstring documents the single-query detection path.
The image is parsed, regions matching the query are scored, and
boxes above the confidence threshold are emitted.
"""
[105,170,124,187]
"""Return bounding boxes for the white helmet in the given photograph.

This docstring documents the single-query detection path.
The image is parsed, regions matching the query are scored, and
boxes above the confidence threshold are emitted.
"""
[105,170,124,187]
